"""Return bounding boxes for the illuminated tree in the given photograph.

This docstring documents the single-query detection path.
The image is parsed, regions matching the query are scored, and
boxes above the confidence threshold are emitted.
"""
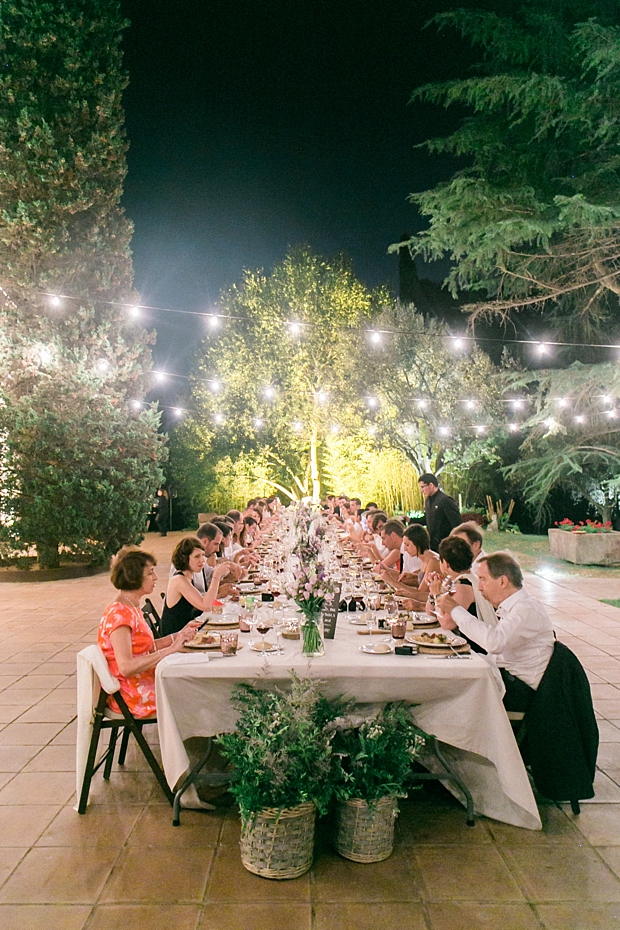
[0,1,164,566]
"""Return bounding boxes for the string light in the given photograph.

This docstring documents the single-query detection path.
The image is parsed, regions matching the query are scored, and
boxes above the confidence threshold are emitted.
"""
[510,399,525,409]
[537,342,549,355]
[96,359,110,373]
[438,426,450,437]
[36,345,53,366]
[317,391,328,404]
[131,399,142,411]
[263,386,276,400]
[575,415,586,424]
[127,305,140,319]
[555,398,568,407]
[49,295,61,309]
[254,418,263,428]
[292,421,303,431]
[465,400,476,410]
[368,330,382,345]
[210,380,221,392]
[417,399,428,409]
[367,425,377,436]
[544,417,556,428]
[152,371,166,383]
[508,423,519,432]
[608,410,617,419]
[601,395,612,405]
[452,337,464,350]
[173,407,183,418]
[367,396,378,408]
[475,425,486,434]
[289,322,301,336]
[207,314,219,329]
[404,425,413,436]
[330,423,340,434]
[214,413,224,424]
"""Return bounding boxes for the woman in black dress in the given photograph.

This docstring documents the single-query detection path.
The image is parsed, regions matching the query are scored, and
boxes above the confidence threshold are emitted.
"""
[161,536,232,637]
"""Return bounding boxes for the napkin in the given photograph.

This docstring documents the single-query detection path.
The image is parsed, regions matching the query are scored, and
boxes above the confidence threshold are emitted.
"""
[162,653,209,667]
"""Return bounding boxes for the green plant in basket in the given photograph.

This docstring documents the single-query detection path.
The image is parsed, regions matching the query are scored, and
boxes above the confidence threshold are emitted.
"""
[332,704,427,805]
[217,673,343,822]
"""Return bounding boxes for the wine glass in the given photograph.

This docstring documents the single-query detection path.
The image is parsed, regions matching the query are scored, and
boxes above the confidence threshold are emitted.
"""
[255,614,271,651]
[272,605,285,653]
[342,581,353,614]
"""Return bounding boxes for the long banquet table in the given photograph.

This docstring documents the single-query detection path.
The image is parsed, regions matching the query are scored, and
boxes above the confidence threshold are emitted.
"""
[155,615,542,830]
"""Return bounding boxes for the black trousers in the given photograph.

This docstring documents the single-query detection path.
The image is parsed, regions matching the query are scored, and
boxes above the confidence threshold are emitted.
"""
[501,668,536,713]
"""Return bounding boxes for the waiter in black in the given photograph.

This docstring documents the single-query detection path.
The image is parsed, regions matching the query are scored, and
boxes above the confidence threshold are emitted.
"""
[418,473,462,552]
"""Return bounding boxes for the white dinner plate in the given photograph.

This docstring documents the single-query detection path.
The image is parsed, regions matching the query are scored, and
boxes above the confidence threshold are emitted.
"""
[360,643,393,655]
[407,633,467,649]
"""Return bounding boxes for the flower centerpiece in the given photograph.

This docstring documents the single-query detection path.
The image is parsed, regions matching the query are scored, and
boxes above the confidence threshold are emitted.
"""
[217,674,341,879]
[285,556,331,657]
[331,704,427,862]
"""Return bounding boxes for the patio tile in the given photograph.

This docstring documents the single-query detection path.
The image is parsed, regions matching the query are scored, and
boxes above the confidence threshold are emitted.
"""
[0,848,28,887]
[0,745,40,772]
[8,676,70,690]
[0,722,66,745]
[313,848,421,903]
[395,804,493,845]
[0,705,31,724]
[203,903,312,930]
[0,905,90,930]
[485,805,584,845]
[537,903,620,929]
[23,745,76,772]
[99,846,213,903]
[0,805,61,847]
[426,903,541,930]
[598,721,620,742]
[0,688,51,706]
[206,846,310,902]
[16,704,76,724]
[0,771,76,806]
[597,744,620,769]
[87,905,201,930]
[410,846,524,901]
[314,903,427,930]
[36,804,142,847]
[502,846,620,901]
[126,805,220,846]
[0,846,119,904]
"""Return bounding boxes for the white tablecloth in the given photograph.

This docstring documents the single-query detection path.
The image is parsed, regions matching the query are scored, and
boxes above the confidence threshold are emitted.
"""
[155,620,541,830]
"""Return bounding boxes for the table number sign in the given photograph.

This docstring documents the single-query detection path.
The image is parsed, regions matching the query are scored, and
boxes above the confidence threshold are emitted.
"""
[323,585,341,639]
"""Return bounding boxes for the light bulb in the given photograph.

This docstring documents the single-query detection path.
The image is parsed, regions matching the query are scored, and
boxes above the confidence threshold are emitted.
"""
[608,409,617,419]
[602,395,612,405]
[330,423,340,435]
[452,337,464,349]
[292,421,303,431]
[466,400,476,410]
[438,426,450,437]
[544,417,555,428]
[210,380,220,392]
[173,407,183,418]
[508,423,519,432]
[475,425,485,434]
[128,305,140,318]
[214,413,224,425]
[96,359,110,374]
[574,415,586,424]
[367,396,378,408]
[49,295,61,309]
[254,418,263,428]
[369,330,381,344]
[511,399,524,409]
[153,371,166,383]
[131,399,142,411]
[317,391,328,404]
[289,322,301,335]
[263,386,275,400]
[556,398,568,407]
[537,342,548,355]
[418,399,428,409]
[207,314,219,329]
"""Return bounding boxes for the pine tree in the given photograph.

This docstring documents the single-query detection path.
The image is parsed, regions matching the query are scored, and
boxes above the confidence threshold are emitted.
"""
[0,1,165,567]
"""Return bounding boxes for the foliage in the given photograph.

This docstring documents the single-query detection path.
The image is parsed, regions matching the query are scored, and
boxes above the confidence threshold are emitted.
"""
[555,518,613,533]
[399,2,620,339]
[0,1,163,563]
[0,365,165,567]
[216,674,342,821]
[368,303,506,478]
[502,361,620,524]
[181,248,388,501]
[332,704,427,803]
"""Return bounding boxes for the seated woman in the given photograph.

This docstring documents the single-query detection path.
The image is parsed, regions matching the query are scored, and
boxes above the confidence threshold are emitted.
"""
[98,547,199,719]
[425,536,497,629]
[161,536,232,637]
[387,524,440,607]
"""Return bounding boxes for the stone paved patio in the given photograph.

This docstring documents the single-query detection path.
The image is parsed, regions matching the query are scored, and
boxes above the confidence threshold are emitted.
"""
[1,533,620,929]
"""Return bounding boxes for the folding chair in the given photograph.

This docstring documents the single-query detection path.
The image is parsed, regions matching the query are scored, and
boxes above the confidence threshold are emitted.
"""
[75,645,173,813]
[409,734,476,826]
[142,597,162,638]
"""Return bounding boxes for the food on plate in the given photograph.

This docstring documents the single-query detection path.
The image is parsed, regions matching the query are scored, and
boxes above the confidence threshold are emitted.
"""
[414,632,448,644]
[189,631,220,647]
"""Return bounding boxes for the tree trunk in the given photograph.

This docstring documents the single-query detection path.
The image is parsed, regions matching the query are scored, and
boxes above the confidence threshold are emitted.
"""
[36,541,60,569]
[309,426,321,501]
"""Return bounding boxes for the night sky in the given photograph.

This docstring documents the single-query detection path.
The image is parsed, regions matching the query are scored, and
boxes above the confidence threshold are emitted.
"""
[119,0,478,397]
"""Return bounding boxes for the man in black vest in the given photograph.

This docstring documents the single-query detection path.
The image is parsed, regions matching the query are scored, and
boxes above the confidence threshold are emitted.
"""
[418,473,462,551]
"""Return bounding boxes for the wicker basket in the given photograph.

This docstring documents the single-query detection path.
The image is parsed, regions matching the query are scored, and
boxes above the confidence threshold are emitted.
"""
[334,796,398,863]
[240,802,316,879]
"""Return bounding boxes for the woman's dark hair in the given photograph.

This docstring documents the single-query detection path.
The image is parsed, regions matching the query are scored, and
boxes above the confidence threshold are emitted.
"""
[212,520,232,539]
[403,523,430,555]
[370,511,388,532]
[171,536,205,572]
[438,536,473,574]
[111,547,157,591]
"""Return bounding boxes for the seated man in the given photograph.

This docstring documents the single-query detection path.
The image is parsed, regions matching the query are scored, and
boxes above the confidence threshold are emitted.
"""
[449,522,487,576]
[436,552,555,712]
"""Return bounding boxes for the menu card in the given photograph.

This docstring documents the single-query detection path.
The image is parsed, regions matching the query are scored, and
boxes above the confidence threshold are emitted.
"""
[323,585,341,640]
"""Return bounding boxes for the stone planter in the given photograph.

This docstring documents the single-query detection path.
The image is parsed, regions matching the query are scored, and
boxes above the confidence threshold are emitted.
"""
[548,528,620,566]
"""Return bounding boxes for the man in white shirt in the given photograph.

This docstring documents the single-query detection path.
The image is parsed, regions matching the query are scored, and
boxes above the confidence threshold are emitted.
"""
[437,552,555,711]
[449,522,487,576]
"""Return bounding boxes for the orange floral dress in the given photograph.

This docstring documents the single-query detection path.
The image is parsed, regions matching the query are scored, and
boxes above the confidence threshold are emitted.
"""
[98,602,157,718]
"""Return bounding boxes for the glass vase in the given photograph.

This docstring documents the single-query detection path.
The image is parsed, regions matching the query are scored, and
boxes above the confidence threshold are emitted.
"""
[300,612,325,657]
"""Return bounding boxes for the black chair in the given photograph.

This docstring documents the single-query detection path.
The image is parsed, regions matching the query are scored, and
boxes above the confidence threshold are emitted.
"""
[142,597,162,638]
[76,646,173,813]
[409,734,476,826]
[510,641,598,814]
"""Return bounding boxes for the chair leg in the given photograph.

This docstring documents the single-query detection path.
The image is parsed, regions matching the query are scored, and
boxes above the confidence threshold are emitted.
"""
[571,799,581,815]
[77,690,108,815]
[117,725,132,766]
[433,738,476,827]
[103,727,120,780]
[114,694,174,805]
